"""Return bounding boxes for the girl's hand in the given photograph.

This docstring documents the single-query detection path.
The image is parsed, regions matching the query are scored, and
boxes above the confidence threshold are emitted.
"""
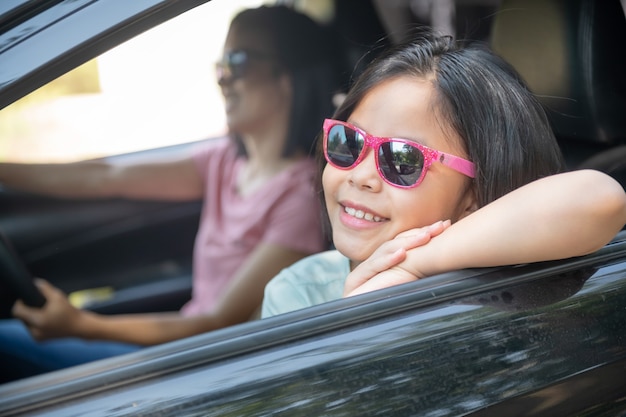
[343,220,450,297]
[12,279,83,340]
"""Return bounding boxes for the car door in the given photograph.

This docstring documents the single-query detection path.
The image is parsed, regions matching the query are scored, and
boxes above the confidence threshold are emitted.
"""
[2,234,626,416]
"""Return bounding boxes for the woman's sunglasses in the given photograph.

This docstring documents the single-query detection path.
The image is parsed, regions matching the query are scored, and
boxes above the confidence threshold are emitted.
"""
[322,119,476,189]
[215,50,273,82]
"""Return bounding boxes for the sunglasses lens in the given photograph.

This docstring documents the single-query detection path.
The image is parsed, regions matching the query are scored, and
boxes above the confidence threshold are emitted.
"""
[216,51,248,81]
[325,124,364,168]
[378,141,424,187]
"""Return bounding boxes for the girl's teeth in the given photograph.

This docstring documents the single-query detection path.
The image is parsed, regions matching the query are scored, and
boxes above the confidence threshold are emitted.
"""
[344,206,383,222]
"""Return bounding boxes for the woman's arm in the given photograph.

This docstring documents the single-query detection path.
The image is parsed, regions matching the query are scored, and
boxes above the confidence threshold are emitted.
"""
[345,170,626,296]
[0,155,204,201]
[12,243,312,345]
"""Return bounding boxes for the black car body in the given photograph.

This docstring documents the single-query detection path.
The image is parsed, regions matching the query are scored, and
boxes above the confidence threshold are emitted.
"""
[1,236,626,416]
[0,0,625,415]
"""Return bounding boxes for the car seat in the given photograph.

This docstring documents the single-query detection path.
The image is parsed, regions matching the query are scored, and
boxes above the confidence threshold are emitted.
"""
[489,0,626,188]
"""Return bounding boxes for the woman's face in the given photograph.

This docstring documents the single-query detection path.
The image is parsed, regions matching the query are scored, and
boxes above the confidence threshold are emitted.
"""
[322,76,476,265]
[218,24,292,134]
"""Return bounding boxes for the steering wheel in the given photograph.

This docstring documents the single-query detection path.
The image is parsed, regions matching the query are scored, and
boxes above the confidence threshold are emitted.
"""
[0,232,46,319]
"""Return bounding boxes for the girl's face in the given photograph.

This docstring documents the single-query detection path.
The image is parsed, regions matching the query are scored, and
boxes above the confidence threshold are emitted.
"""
[322,76,477,266]
[218,25,292,134]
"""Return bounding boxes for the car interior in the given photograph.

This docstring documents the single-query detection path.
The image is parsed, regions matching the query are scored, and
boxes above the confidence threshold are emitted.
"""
[0,0,625,322]
[490,0,626,180]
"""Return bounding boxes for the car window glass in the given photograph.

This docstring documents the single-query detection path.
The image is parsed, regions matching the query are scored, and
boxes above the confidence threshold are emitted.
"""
[0,0,272,163]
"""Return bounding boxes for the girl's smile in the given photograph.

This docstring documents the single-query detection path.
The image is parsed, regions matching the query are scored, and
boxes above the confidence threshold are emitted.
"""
[339,201,389,228]
[323,75,477,266]
[342,202,387,223]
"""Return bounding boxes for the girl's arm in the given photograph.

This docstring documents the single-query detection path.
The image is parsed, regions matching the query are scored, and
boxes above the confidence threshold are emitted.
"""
[12,242,312,345]
[0,155,204,201]
[345,170,626,296]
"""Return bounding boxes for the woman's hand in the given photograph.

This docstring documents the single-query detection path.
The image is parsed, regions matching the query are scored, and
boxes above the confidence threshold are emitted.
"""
[12,279,84,340]
[344,220,450,297]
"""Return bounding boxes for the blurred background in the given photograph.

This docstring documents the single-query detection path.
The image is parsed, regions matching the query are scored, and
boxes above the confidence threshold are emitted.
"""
[0,0,271,163]
[0,0,486,163]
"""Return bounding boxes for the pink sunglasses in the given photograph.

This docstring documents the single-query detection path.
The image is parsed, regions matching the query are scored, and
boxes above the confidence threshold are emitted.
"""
[322,119,475,188]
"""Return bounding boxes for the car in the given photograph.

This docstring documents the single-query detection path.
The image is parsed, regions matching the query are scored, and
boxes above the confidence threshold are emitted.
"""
[0,0,625,415]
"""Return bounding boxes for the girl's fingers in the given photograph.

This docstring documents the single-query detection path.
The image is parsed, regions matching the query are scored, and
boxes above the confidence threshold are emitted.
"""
[429,219,451,237]
[346,267,418,297]
[344,231,433,296]
[395,220,450,239]
[344,221,452,297]
[344,247,407,296]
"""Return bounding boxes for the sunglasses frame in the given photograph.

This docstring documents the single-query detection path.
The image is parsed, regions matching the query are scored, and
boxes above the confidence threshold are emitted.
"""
[322,119,476,189]
[215,49,274,82]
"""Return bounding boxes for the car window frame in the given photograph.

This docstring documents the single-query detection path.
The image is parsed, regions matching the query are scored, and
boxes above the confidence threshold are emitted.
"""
[0,0,210,110]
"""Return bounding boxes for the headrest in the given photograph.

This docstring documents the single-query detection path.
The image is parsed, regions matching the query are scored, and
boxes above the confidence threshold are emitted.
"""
[490,0,626,145]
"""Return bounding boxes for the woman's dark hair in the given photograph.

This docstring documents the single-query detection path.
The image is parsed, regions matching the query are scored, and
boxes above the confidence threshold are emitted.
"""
[327,32,565,208]
[230,6,340,157]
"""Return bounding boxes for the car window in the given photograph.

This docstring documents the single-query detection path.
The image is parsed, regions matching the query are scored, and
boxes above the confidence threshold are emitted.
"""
[0,0,273,163]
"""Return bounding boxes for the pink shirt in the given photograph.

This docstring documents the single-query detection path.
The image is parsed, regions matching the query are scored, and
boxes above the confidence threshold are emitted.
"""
[181,139,325,316]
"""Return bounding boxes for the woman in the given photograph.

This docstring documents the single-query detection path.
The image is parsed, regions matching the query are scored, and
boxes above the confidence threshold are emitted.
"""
[0,5,338,382]
[261,33,626,317]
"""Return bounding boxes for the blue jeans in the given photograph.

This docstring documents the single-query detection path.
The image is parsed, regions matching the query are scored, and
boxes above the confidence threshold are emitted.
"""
[0,319,141,383]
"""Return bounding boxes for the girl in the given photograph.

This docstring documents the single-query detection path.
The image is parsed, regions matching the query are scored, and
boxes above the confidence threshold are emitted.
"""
[261,34,626,317]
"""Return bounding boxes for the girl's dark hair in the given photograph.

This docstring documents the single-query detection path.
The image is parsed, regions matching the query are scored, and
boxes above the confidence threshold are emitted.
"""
[230,6,340,157]
[327,32,565,208]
